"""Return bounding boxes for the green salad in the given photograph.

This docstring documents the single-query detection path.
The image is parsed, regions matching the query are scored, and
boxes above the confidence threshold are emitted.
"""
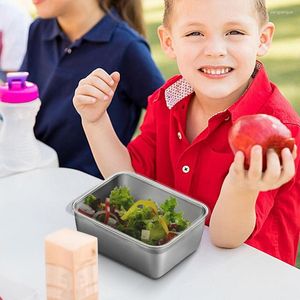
[78,186,190,245]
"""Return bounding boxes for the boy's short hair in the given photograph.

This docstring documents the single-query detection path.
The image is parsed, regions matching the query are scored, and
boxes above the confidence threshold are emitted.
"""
[163,0,269,27]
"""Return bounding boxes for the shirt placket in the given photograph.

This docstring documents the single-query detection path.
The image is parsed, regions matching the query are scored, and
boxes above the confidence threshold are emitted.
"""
[174,144,199,195]
[170,101,198,195]
[171,107,232,195]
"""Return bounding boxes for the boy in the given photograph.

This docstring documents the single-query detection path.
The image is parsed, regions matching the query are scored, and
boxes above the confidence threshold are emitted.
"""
[73,0,300,265]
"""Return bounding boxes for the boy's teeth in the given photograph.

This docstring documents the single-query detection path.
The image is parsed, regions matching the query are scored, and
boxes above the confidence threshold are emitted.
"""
[201,67,231,75]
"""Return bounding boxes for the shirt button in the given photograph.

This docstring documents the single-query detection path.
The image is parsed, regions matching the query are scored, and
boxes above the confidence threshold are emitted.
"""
[224,115,231,121]
[65,48,72,54]
[177,132,182,140]
[182,165,190,173]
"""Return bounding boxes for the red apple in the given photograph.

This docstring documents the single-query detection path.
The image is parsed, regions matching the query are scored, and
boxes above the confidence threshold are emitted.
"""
[228,114,295,170]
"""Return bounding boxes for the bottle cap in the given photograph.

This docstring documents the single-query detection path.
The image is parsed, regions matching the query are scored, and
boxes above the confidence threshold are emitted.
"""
[0,72,39,103]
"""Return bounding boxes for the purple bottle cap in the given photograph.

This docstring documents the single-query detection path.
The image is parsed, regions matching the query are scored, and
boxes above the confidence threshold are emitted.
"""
[0,72,39,103]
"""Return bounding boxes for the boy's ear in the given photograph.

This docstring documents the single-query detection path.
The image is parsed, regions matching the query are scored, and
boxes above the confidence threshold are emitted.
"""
[157,25,176,59]
[257,22,275,57]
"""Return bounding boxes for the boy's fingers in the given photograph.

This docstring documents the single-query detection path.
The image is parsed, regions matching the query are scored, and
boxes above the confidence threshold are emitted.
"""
[232,151,245,176]
[91,68,115,87]
[110,71,121,92]
[74,95,96,105]
[84,74,115,98]
[292,144,297,160]
[280,148,296,182]
[77,69,120,100]
[77,84,109,102]
[262,149,281,183]
[248,145,263,180]
[111,71,120,81]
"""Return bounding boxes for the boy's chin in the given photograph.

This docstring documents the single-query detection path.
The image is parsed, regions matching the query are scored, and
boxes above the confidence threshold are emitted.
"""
[197,89,238,102]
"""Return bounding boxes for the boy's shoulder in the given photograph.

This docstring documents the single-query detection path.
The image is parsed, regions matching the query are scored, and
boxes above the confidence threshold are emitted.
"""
[235,64,300,129]
[259,83,300,127]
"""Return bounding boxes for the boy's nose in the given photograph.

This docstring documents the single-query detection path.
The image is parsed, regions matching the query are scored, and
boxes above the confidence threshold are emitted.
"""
[203,38,227,57]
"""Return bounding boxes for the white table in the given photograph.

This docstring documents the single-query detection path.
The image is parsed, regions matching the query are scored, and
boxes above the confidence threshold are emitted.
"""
[1,168,300,300]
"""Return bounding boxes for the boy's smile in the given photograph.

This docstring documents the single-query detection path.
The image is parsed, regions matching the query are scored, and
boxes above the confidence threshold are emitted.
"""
[199,66,234,79]
[159,0,274,110]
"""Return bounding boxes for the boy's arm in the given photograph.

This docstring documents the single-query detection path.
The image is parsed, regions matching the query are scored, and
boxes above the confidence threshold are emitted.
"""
[82,112,134,178]
[209,145,297,248]
[73,68,134,178]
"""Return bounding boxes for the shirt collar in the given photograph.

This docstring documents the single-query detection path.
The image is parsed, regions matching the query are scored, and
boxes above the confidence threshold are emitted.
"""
[164,61,272,117]
[43,9,119,43]
[164,76,193,109]
[228,62,273,122]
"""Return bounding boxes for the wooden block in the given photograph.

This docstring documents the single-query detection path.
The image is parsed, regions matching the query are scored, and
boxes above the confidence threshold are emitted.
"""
[45,228,98,300]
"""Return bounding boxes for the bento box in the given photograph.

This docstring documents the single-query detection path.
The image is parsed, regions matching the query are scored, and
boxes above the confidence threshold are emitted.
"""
[72,172,208,279]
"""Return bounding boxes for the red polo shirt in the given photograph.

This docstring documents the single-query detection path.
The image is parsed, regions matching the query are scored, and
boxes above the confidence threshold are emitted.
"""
[128,63,300,265]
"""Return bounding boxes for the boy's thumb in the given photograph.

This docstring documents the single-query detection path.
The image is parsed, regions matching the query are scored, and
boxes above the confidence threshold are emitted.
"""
[110,71,120,92]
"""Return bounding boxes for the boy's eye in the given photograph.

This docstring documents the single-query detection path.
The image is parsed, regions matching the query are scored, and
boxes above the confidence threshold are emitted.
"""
[227,30,244,35]
[186,32,203,37]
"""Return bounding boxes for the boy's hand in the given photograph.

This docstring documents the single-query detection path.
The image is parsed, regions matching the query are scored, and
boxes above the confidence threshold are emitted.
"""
[73,68,120,124]
[210,144,297,248]
[226,145,297,192]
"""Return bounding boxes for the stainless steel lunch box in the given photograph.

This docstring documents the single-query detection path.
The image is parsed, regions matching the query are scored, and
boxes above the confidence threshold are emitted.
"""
[72,172,208,279]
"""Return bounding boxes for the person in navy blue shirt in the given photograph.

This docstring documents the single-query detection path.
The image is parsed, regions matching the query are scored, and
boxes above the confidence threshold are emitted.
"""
[21,0,164,178]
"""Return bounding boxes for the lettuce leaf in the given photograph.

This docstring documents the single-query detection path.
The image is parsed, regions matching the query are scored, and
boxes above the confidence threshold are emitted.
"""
[109,186,134,211]
[160,196,189,231]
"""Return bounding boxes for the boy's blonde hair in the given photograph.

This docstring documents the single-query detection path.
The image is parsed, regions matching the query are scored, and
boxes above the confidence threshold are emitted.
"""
[163,0,269,27]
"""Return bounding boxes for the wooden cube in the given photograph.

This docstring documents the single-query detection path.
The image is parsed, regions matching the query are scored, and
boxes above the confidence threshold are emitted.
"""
[45,228,98,300]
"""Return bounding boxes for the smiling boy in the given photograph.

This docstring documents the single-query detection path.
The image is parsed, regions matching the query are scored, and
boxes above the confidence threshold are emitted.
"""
[73,0,300,265]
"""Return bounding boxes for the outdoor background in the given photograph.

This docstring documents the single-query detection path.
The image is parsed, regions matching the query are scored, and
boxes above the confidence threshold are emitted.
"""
[18,0,300,267]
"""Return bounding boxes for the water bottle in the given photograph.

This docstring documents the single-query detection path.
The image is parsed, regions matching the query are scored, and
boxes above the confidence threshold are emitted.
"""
[0,72,58,178]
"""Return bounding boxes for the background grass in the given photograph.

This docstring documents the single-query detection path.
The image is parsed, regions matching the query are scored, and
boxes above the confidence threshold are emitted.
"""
[143,0,300,268]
